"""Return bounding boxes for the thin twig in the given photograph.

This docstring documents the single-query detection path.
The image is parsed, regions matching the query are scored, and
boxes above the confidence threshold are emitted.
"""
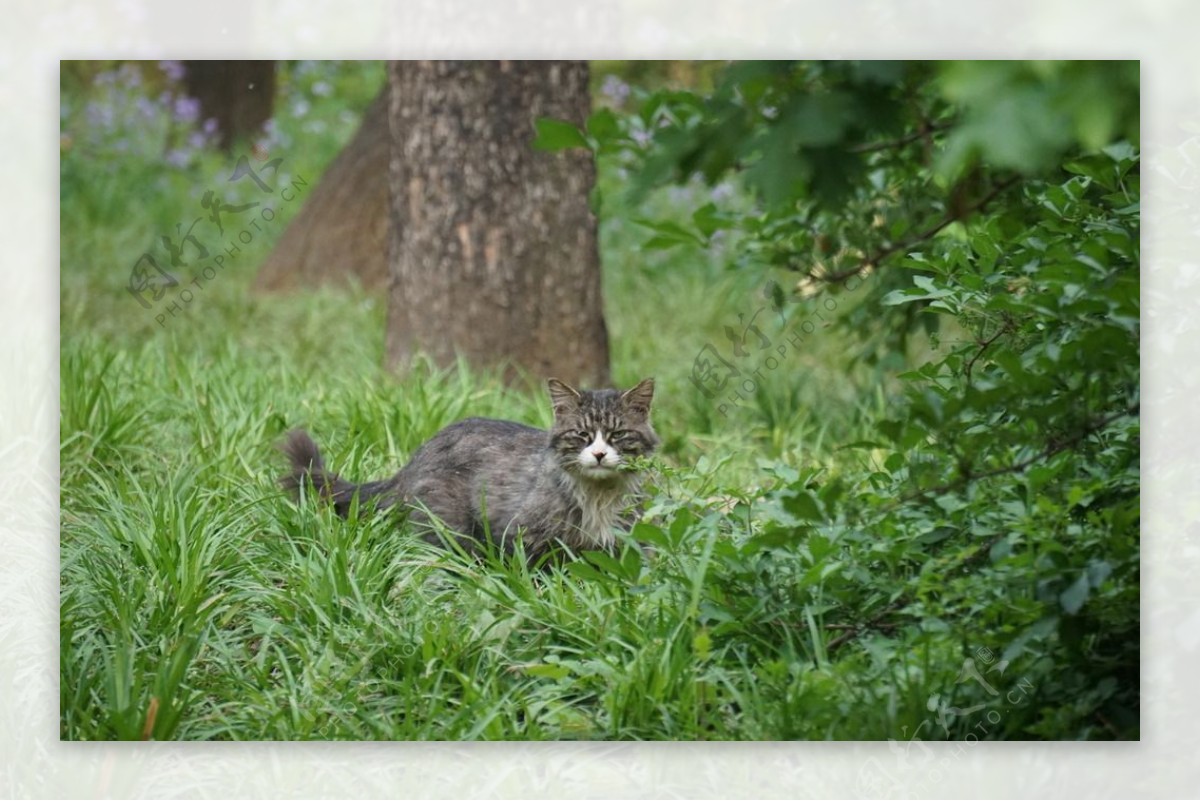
[892,403,1139,509]
[963,318,1015,385]
[827,601,904,652]
[824,403,1137,654]
[818,177,1022,285]
[849,121,953,154]
[827,532,1005,652]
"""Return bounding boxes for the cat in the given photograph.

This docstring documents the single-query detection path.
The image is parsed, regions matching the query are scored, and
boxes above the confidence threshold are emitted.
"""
[281,377,659,562]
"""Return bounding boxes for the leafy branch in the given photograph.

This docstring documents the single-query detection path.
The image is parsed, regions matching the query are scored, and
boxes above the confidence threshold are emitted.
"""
[826,532,1005,652]
[822,402,1137,653]
[964,316,1016,385]
[827,599,905,652]
[848,120,953,154]
[817,177,1022,285]
[894,403,1139,509]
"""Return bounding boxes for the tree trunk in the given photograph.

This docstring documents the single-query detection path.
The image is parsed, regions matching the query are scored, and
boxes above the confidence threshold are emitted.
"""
[182,60,275,150]
[254,89,390,292]
[385,60,611,388]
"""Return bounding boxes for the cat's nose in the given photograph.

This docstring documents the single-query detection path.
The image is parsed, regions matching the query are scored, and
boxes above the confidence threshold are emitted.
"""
[591,450,606,463]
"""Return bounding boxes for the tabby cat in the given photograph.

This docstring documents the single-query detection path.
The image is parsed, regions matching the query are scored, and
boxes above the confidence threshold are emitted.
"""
[281,377,658,561]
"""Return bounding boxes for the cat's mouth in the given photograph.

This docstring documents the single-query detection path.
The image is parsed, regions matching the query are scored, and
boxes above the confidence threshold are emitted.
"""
[580,463,621,480]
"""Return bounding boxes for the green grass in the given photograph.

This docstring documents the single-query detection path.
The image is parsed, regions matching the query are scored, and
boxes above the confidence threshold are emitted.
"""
[62,62,1127,741]
[59,190,890,739]
[58,323,890,739]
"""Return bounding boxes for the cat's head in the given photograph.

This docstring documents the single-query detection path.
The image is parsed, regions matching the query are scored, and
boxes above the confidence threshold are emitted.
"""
[546,377,659,481]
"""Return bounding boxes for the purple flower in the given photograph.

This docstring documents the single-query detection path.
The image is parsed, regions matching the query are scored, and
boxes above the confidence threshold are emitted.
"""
[631,127,652,147]
[600,75,631,105]
[135,95,158,120]
[668,185,695,204]
[159,60,185,82]
[256,117,290,151]
[202,118,219,135]
[311,80,332,97]
[173,96,201,124]
[710,182,734,203]
[117,63,142,88]
[187,130,207,150]
[165,148,191,168]
[85,100,116,131]
[291,98,310,118]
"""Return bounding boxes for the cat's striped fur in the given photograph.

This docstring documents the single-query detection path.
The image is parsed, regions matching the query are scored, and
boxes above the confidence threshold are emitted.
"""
[282,378,658,562]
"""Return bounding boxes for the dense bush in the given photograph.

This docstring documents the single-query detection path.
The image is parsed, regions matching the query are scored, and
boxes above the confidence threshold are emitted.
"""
[545,60,1140,739]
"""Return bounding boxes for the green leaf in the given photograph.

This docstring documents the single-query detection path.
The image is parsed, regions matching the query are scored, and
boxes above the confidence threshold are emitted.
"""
[641,235,689,251]
[586,108,619,143]
[565,560,610,584]
[631,521,669,549]
[620,542,643,578]
[783,489,823,521]
[692,628,712,662]
[692,203,731,238]
[1001,616,1059,663]
[1059,572,1090,615]
[784,93,854,147]
[1087,559,1113,587]
[745,523,810,552]
[918,526,957,545]
[989,538,1013,562]
[583,549,629,580]
[524,663,572,680]
[632,217,704,246]
[761,460,799,483]
[532,117,589,151]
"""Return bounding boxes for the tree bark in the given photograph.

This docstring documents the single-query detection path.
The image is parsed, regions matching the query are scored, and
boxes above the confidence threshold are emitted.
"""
[385,60,611,388]
[182,61,275,150]
[254,89,390,292]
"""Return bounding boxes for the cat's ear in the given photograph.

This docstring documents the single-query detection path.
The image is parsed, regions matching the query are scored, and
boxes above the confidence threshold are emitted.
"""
[621,378,655,417]
[547,378,582,415]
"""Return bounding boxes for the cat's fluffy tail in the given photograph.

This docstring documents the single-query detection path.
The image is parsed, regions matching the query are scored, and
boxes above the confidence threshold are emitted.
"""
[280,429,357,503]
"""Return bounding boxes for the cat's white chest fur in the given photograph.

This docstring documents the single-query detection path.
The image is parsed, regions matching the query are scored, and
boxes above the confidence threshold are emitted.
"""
[565,475,633,549]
